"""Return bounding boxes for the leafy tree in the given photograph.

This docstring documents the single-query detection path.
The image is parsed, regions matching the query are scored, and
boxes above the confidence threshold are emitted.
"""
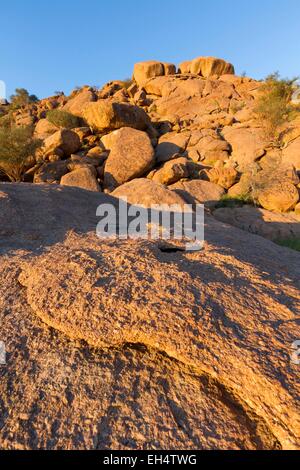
[10,88,39,109]
[0,125,42,182]
[254,73,299,145]
[0,113,13,128]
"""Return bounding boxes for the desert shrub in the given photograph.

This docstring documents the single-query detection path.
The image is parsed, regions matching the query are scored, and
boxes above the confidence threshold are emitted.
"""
[10,88,38,110]
[215,193,254,209]
[276,238,300,252]
[254,73,299,145]
[230,101,245,114]
[0,125,42,182]
[0,113,13,129]
[149,103,158,114]
[46,109,80,129]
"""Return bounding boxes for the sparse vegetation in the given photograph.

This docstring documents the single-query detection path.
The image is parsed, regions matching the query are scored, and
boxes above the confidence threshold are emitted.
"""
[215,193,254,209]
[0,113,13,129]
[10,88,39,110]
[276,238,300,252]
[0,125,42,182]
[254,72,299,145]
[230,100,245,114]
[46,109,80,129]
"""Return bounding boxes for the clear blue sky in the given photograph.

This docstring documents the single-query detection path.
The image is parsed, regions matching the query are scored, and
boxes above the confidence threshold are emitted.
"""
[1,0,299,99]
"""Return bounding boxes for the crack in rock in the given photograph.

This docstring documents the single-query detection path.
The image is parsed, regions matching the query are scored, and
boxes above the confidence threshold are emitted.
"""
[17,238,300,449]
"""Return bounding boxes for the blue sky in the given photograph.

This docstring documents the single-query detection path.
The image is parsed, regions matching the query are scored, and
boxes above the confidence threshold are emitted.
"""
[1,0,299,99]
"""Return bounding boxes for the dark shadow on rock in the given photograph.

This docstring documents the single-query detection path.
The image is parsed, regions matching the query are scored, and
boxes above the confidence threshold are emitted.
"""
[0,182,299,296]
[155,142,185,163]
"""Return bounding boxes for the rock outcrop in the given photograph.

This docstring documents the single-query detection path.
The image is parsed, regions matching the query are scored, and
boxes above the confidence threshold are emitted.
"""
[83,100,151,133]
[133,61,176,87]
[2,55,298,219]
[213,205,300,241]
[179,56,234,77]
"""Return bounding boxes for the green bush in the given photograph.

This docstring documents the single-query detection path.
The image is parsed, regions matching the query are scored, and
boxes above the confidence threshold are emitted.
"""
[0,125,42,182]
[254,73,299,145]
[0,113,13,129]
[276,238,300,252]
[46,109,80,129]
[215,193,254,209]
[10,88,38,110]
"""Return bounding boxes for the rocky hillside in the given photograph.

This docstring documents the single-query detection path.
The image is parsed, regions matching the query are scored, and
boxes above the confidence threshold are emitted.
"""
[1,56,299,245]
[1,58,300,215]
[0,56,299,450]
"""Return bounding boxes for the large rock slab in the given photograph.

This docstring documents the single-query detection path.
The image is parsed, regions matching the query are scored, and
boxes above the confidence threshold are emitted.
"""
[155,93,231,122]
[112,178,186,207]
[213,205,300,241]
[103,128,155,190]
[0,183,299,450]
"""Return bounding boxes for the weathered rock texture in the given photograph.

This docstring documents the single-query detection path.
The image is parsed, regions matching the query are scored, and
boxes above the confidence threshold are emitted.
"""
[213,205,300,241]
[0,183,299,450]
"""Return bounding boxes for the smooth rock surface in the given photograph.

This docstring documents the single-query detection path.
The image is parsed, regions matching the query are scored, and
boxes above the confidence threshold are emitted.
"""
[103,128,155,190]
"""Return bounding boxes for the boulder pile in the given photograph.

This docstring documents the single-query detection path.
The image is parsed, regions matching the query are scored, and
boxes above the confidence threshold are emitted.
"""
[1,55,300,240]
